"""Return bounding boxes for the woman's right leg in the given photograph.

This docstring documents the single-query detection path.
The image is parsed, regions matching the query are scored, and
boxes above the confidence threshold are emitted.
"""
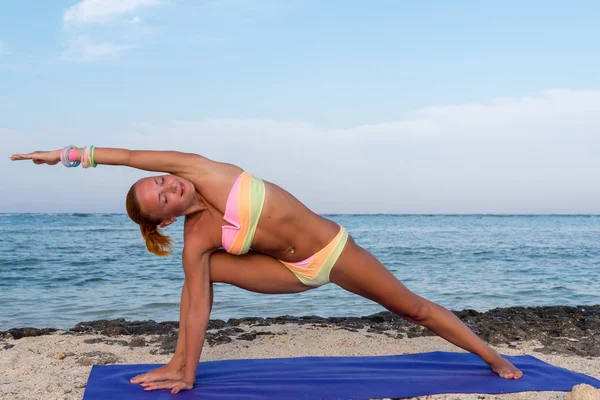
[131,250,309,385]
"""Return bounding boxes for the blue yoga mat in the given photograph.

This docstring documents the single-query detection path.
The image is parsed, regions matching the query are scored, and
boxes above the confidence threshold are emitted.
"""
[83,351,600,400]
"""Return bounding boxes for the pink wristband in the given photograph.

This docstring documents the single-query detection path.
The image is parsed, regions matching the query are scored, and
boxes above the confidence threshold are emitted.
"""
[68,147,77,162]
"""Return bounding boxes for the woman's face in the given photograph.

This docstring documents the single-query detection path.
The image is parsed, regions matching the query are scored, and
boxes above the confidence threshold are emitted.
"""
[134,174,194,221]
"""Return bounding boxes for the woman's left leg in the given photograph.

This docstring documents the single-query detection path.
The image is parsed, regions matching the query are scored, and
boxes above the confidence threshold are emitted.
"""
[329,235,523,379]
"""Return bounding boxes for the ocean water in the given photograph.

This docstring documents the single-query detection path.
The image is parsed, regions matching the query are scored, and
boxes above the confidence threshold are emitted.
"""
[1,214,599,330]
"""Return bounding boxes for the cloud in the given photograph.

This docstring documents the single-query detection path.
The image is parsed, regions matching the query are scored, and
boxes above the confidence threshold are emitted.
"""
[61,36,132,62]
[0,40,7,54]
[60,1,162,61]
[121,90,600,213]
[127,16,142,24]
[3,89,600,213]
[64,0,160,25]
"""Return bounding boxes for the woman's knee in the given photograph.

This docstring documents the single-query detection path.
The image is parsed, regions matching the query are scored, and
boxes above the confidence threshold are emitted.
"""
[401,297,431,323]
[336,237,431,323]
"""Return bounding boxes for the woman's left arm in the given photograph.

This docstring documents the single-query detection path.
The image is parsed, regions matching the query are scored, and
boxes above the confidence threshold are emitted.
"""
[10,147,214,176]
[96,148,213,175]
[141,242,213,394]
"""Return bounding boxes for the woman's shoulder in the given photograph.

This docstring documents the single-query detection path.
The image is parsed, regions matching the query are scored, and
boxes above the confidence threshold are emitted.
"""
[182,213,218,250]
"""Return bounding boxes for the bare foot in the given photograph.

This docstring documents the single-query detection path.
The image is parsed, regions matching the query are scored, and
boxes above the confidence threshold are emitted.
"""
[488,355,523,379]
[130,363,184,385]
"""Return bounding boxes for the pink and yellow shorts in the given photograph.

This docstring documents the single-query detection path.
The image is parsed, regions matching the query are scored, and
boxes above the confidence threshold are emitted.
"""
[221,171,348,287]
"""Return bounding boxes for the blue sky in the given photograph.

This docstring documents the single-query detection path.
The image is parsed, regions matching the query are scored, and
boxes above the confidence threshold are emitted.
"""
[2,0,599,213]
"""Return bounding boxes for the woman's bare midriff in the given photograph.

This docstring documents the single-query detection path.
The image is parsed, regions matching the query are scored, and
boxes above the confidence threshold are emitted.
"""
[250,181,340,262]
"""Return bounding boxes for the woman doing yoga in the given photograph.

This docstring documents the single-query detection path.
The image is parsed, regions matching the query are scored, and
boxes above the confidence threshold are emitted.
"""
[10,147,523,394]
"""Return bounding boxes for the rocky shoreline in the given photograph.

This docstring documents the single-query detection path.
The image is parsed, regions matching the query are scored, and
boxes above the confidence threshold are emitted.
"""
[2,305,599,358]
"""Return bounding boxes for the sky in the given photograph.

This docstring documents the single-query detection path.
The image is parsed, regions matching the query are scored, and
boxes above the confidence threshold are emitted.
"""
[1,0,599,214]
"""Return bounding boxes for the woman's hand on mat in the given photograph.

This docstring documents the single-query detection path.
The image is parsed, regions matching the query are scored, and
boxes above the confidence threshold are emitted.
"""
[140,378,194,394]
[10,150,61,165]
[130,363,184,384]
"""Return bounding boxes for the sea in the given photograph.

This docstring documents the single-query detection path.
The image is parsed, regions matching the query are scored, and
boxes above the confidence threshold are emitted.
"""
[1,214,599,331]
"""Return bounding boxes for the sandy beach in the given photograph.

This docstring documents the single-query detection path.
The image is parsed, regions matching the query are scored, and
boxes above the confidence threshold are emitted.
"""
[1,307,599,400]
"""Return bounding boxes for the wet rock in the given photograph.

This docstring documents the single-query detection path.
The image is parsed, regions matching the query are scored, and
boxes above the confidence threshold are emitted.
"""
[70,319,125,334]
[83,338,104,344]
[362,311,402,324]
[149,332,178,355]
[384,333,405,339]
[84,337,128,346]
[3,305,599,357]
[129,337,146,347]
[1,342,15,350]
[238,332,257,341]
[534,339,600,358]
[298,316,330,325]
[227,317,268,326]
[206,334,233,346]
[215,328,245,336]
[452,305,600,356]
[69,319,178,336]
[101,327,130,336]
[256,331,276,336]
[207,319,227,330]
[263,315,301,326]
[406,326,425,338]
[78,351,120,365]
[1,327,58,340]
[331,317,366,330]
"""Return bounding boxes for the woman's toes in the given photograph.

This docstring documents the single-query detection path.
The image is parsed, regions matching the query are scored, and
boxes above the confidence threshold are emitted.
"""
[515,370,523,379]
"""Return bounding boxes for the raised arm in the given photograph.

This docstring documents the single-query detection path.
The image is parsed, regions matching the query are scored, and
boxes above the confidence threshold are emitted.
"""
[96,148,211,175]
[10,147,215,176]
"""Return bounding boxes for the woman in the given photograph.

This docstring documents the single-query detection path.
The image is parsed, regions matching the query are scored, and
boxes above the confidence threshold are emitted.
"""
[10,147,523,394]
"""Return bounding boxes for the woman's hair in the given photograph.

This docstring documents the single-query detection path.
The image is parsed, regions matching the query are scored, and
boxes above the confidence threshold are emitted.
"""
[125,182,173,256]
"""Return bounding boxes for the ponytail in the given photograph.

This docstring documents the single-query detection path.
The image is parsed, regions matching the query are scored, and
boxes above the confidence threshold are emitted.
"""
[140,224,173,257]
[126,181,173,256]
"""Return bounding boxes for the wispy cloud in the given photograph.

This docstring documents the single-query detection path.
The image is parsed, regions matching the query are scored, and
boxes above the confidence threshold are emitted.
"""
[0,40,7,54]
[61,36,132,62]
[127,16,142,24]
[60,0,163,61]
[63,0,161,26]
